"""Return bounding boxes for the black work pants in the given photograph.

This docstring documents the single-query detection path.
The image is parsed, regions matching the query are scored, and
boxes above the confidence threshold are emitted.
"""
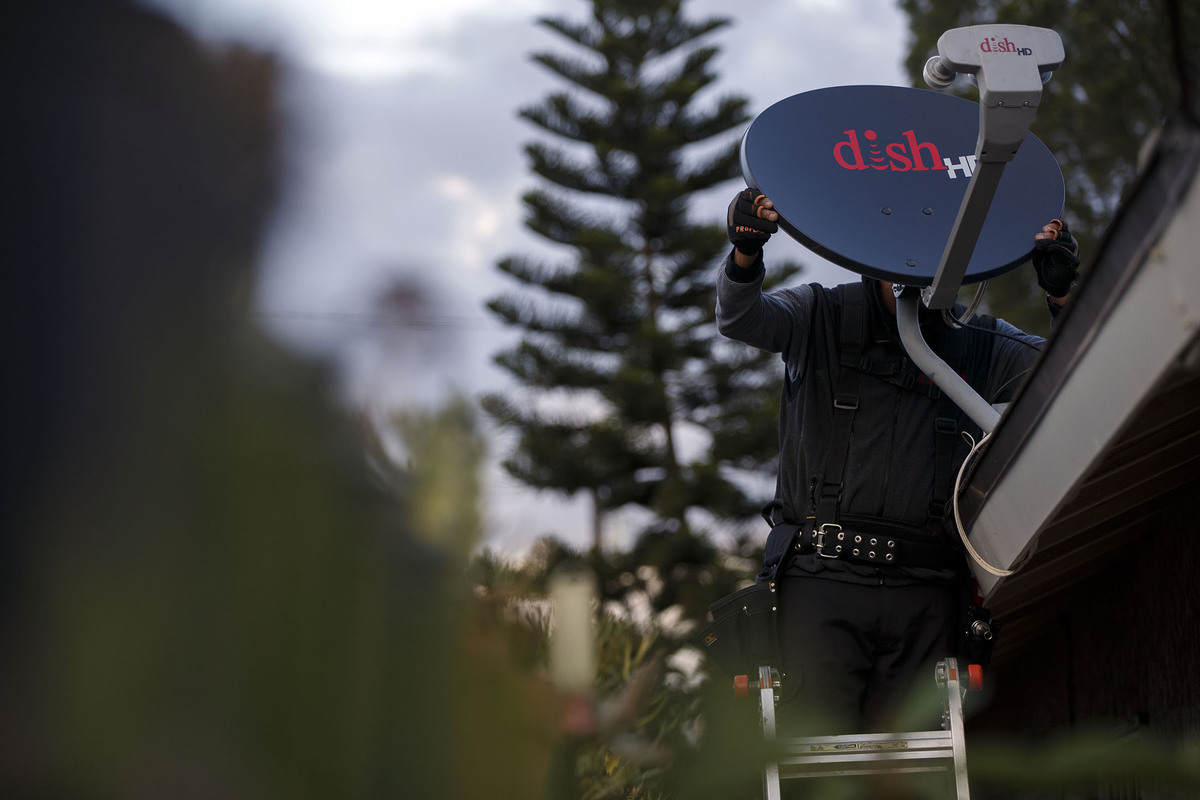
[775,574,959,736]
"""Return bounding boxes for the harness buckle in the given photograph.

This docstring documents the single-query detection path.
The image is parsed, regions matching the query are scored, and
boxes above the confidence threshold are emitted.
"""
[814,523,845,558]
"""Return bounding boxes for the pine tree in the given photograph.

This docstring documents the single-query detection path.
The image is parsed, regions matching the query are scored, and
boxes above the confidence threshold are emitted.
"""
[484,0,798,552]
[900,0,1199,334]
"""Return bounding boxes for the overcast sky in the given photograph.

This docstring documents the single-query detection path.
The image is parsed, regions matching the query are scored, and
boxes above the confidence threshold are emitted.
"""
[143,0,911,555]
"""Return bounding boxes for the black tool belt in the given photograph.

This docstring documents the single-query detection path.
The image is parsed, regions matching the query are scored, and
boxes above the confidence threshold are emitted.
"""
[792,517,962,571]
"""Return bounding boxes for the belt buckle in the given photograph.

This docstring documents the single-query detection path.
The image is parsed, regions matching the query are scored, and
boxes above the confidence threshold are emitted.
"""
[815,523,844,558]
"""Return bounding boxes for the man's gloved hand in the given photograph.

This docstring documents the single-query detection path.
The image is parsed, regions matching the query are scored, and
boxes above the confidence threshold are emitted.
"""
[1032,219,1080,298]
[727,188,778,257]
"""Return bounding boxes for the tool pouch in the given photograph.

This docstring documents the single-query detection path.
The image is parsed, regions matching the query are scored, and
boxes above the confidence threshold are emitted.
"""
[697,523,799,676]
[696,581,780,676]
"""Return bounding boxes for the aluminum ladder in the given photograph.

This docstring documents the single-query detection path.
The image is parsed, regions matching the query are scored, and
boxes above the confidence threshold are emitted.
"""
[739,658,980,799]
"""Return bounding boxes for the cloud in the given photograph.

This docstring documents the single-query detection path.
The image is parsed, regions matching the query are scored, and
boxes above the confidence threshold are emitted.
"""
[146,0,560,79]
[306,44,452,81]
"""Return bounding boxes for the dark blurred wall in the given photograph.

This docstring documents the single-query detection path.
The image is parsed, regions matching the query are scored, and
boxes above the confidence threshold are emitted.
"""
[970,488,1200,797]
[4,0,278,603]
[1,3,564,796]
[0,2,505,797]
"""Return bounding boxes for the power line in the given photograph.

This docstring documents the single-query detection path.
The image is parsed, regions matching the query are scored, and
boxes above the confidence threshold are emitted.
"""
[256,311,496,331]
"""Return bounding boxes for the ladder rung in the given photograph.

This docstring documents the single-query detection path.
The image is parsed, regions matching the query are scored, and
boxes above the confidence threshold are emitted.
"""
[783,730,952,756]
[780,730,956,772]
[782,748,955,767]
[787,729,952,748]
[782,764,953,780]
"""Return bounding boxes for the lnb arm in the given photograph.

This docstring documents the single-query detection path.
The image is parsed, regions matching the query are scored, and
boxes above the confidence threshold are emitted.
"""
[925,24,1064,162]
[922,24,1065,309]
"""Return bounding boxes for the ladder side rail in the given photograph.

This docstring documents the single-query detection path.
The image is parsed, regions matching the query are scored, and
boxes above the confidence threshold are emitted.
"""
[944,658,972,800]
[759,666,783,800]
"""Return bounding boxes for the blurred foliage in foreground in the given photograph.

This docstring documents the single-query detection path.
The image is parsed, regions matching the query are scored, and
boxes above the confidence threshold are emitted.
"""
[474,540,1200,800]
[4,1,556,796]
[6,1,1197,799]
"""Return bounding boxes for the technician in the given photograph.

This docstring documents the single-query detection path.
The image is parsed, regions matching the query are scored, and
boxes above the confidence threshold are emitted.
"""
[718,187,1080,733]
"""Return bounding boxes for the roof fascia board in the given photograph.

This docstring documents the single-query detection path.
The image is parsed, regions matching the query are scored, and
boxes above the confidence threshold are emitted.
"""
[963,120,1200,600]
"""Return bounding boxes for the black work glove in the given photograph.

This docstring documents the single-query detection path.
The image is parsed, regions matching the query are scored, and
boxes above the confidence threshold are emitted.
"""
[726,188,778,257]
[1032,219,1080,298]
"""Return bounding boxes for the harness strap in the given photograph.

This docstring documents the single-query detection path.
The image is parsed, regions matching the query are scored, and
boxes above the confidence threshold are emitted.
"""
[928,320,965,523]
[929,313,997,524]
[930,414,959,523]
[817,283,866,526]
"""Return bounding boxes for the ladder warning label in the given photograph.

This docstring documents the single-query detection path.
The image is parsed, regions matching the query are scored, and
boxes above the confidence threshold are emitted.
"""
[808,741,912,752]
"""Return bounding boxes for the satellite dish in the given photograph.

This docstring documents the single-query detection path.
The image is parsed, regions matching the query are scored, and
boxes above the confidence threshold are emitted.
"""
[740,85,1064,286]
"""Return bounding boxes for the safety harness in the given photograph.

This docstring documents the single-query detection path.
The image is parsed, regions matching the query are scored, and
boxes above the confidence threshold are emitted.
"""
[765,282,995,573]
